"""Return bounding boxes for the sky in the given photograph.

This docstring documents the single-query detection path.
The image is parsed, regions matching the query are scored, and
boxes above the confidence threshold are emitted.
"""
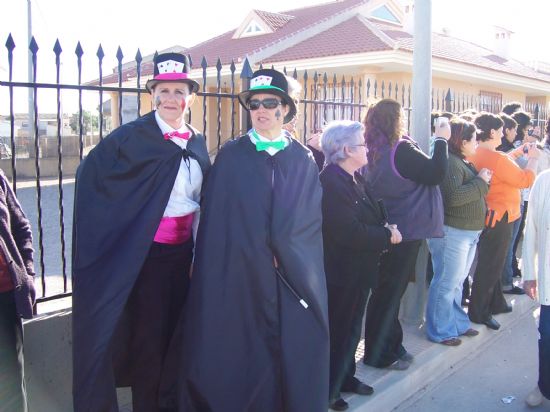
[1,0,549,115]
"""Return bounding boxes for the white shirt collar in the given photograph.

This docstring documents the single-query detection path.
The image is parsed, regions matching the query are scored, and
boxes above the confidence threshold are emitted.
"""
[248,129,290,156]
[155,111,191,149]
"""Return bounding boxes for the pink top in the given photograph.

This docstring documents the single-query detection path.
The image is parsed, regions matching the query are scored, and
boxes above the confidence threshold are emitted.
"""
[154,214,194,244]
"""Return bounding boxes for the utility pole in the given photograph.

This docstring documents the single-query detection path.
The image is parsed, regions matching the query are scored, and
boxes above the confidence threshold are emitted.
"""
[412,0,432,152]
[27,0,34,134]
[400,0,433,326]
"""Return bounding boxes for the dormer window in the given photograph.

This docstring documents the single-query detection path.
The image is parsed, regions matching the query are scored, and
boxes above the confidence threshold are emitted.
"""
[371,5,400,24]
[233,10,293,39]
[243,20,265,37]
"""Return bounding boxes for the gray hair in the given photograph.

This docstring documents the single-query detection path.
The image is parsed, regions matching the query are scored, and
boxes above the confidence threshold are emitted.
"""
[321,120,364,164]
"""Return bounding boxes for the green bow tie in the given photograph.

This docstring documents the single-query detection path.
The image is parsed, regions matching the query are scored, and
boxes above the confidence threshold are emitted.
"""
[255,140,286,152]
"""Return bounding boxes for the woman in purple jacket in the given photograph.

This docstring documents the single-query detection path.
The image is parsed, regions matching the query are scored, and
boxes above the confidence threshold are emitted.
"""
[0,169,35,412]
[362,99,450,370]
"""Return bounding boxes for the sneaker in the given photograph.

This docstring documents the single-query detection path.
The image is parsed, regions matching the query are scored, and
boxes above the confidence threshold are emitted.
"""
[526,386,543,407]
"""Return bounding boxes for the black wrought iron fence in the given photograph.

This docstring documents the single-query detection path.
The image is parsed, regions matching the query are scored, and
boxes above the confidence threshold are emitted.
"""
[0,33,547,309]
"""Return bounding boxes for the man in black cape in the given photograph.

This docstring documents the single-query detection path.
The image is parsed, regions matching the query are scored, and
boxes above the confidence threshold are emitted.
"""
[72,52,210,412]
[177,69,329,412]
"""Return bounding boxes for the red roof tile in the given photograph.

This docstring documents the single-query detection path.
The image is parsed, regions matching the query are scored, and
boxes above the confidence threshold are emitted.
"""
[88,46,187,86]
[89,0,550,87]
[264,16,391,62]
[184,0,368,66]
[371,21,550,83]
[255,10,295,30]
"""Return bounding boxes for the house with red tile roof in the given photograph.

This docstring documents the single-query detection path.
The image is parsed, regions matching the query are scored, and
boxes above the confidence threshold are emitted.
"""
[95,0,550,150]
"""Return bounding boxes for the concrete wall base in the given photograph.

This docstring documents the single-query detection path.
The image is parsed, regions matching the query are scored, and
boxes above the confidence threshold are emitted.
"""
[23,310,131,412]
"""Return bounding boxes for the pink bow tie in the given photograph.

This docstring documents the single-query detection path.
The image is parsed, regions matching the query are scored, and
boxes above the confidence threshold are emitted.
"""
[164,131,190,140]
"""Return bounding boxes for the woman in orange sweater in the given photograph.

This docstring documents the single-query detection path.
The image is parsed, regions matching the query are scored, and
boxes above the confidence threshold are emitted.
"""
[467,112,539,330]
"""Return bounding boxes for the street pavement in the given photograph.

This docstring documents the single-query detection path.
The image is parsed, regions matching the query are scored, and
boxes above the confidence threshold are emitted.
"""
[394,304,544,412]
[15,179,74,279]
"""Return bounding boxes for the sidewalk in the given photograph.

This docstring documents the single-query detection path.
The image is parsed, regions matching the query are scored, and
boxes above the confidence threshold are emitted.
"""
[394,302,540,412]
[343,294,538,412]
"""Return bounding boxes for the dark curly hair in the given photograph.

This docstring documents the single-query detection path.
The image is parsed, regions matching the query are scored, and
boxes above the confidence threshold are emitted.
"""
[364,99,403,168]
[475,112,504,142]
[502,101,522,116]
[500,113,518,132]
[448,118,477,159]
[546,118,550,147]
[511,111,532,141]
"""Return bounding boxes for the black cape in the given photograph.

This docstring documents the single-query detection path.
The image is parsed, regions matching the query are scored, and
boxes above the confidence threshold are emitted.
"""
[72,111,210,412]
[177,135,329,412]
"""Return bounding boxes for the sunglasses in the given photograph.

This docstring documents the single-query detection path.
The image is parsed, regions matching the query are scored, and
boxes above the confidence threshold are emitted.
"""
[247,98,283,110]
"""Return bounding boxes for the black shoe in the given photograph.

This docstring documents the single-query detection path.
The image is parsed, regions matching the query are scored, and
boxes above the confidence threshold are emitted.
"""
[329,398,349,411]
[341,381,374,396]
[482,317,501,330]
[493,304,513,315]
[503,286,525,295]
[400,351,414,362]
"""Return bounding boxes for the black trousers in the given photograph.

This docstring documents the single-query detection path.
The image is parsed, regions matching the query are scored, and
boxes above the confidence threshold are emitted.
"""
[512,201,528,272]
[0,291,27,412]
[363,240,422,368]
[328,281,370,400]
[468,216,513,323]
[112,240,193,412]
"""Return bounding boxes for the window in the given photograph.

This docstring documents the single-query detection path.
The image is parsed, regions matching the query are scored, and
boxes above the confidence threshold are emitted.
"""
[479,90,502,113]
[243,20,264,36]
[371,6,400,23]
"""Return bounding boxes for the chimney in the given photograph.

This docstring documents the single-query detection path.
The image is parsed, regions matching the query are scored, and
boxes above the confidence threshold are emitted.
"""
[402,0,414,34]
[441,27,452,36]
[493,26,514,60]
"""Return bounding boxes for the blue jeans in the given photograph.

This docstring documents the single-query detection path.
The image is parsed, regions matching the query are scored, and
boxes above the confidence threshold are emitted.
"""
[426,225,481,342]
[539,305,550,399]
[501,202,524,288]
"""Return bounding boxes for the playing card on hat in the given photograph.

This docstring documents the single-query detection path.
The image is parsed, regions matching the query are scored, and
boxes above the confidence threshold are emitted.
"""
[251,75,273,88]
[158,60,184,74]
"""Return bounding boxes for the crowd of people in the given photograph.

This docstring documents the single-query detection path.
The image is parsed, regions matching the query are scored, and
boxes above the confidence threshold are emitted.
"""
[2,54,550,412]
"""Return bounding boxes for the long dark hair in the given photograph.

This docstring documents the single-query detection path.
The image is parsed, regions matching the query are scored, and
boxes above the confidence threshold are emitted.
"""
[364,99,403,168]
[448,118,477,159]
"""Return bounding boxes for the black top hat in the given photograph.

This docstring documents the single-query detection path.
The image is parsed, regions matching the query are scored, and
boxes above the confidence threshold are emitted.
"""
[238,69,297,124]
[145,52,200,93]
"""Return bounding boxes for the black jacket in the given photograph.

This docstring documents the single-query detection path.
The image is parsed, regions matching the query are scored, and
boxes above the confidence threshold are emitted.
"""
[320,163,390,290]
